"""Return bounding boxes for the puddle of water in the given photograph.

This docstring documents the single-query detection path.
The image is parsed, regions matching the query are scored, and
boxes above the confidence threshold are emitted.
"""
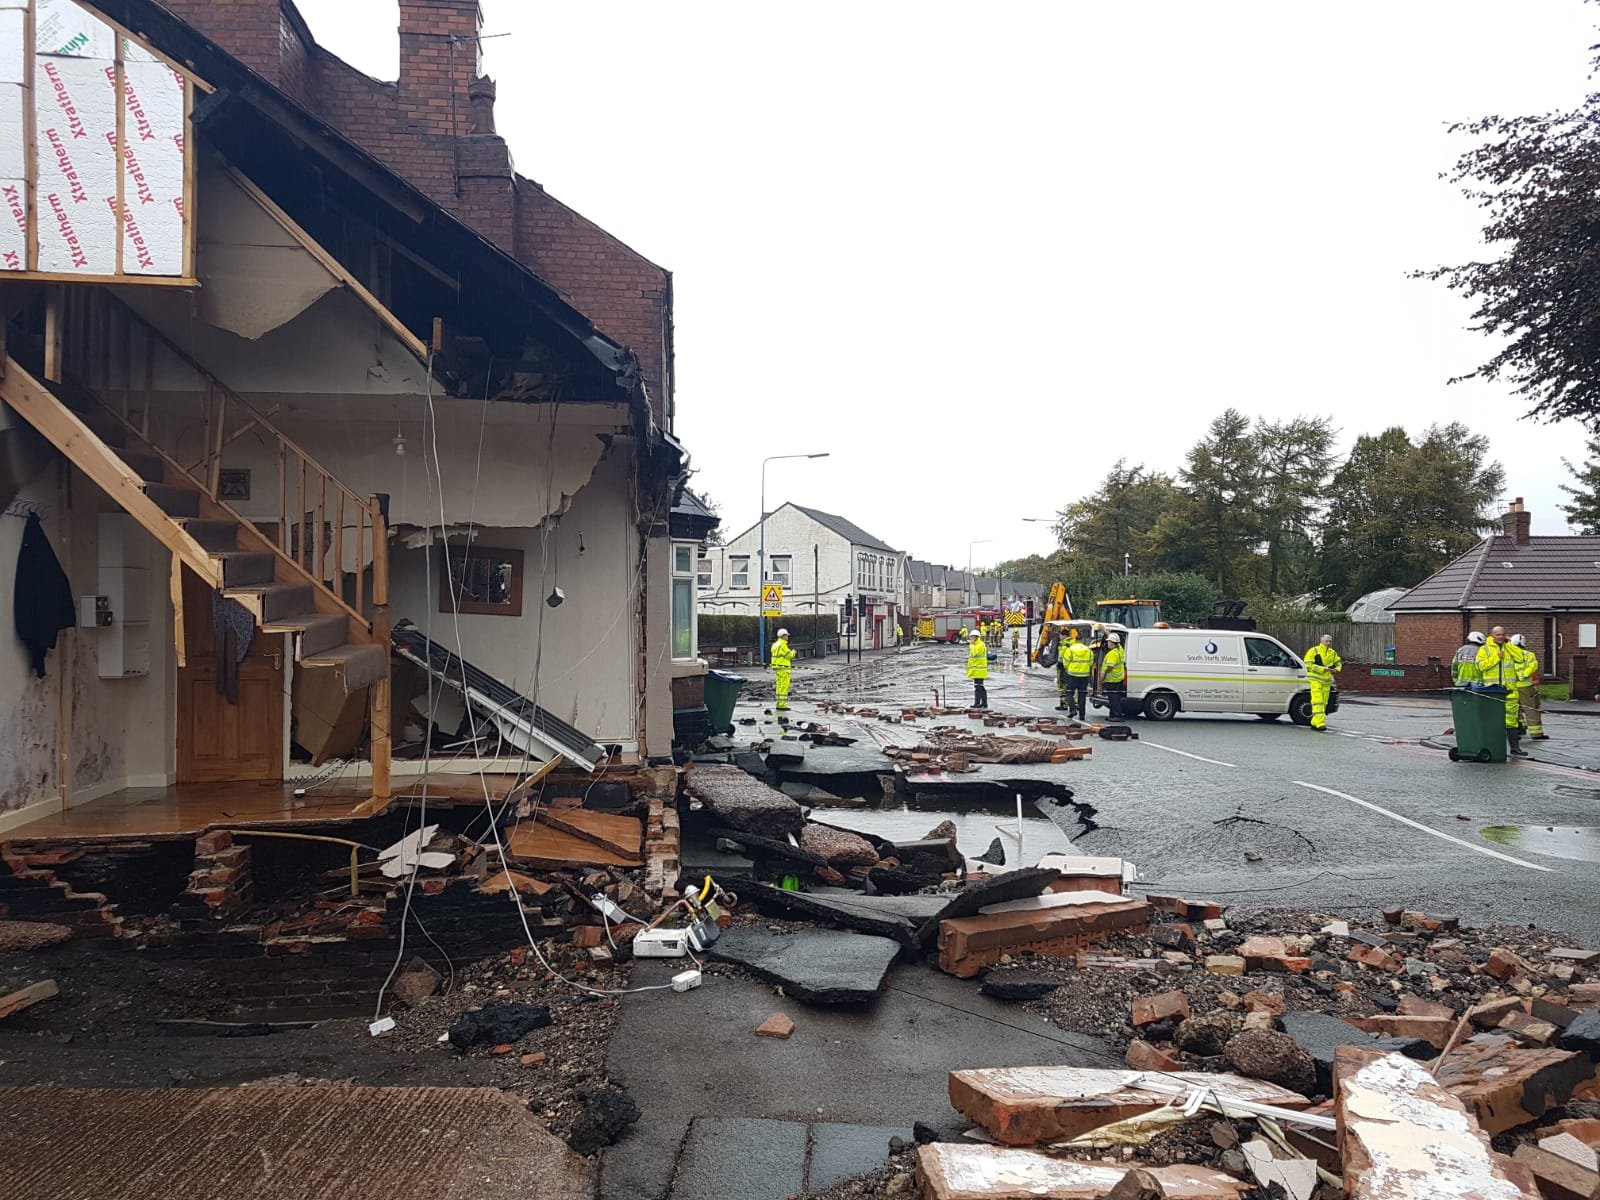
[1480,824,1600,863]
[809,799,1078,860]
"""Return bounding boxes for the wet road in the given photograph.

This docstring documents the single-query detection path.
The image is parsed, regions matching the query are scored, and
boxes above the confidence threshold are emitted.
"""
[749,645,1600,945]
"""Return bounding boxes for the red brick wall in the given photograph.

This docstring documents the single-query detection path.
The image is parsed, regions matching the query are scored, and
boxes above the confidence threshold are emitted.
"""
[514,184,671,416]
[1393,612,1467,665]
[398,0,479,137]
[167,0,674,427]
[1339,662,1454,694]
[1396,610,1600,681]
[160,0,288,83]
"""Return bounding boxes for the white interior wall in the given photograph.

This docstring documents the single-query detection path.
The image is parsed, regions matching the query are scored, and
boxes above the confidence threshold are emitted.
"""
[388,444,641,745]
[0,463,174,822]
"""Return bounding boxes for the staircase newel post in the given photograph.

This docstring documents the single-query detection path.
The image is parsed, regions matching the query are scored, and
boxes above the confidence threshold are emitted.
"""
[369,496,391,801]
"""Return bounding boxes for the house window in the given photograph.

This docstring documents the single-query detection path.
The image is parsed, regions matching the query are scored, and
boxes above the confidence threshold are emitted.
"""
[857,556,867,589]
[770,555,792,587]
[672,540,697,660]
[697,555,712,589]
[441,546,524,617]
[730,555,750,589]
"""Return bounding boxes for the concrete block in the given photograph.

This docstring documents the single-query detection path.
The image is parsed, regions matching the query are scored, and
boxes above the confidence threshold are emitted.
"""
[915,1144,1252,1199]
[937,899,1150,979]
[1434,1039,1597,1134]
[947,1066,1309,1146]
[1336,1049,1538,1200]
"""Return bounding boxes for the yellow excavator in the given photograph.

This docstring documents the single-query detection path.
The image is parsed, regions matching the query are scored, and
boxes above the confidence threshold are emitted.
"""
[1031,586,1165,667]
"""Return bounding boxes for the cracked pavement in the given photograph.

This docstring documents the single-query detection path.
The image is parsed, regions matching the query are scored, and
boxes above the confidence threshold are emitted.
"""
[731,644,1600,944]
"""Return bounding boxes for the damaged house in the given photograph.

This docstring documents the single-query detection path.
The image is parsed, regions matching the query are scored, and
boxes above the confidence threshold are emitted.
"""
[0,0,698,842]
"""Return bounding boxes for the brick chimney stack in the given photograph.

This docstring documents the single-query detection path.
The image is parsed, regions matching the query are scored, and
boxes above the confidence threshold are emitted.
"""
[398,0,483,137]
[1502,497,1532,545]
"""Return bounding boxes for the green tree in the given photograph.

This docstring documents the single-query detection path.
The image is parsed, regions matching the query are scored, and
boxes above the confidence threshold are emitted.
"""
[1559,434,1600,534]
[1052,461,1178,576]
[1420,36,1600,426]
[1149,409,1264,594]
[1254,416,1336,595]
[1317,424,1504,606]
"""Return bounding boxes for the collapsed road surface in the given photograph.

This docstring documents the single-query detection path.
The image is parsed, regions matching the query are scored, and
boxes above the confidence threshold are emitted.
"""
[724,644,1600,943]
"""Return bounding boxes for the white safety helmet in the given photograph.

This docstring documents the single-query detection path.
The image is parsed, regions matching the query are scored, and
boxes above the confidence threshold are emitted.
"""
[777,628,789,638]
[1106,633,1121,645]
[1467,631,1486,644]
[1511,633,1527,647]
[969,629,982,640]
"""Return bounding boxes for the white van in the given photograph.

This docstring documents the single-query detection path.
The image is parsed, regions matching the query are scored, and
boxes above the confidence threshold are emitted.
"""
[1099,628,1337,724]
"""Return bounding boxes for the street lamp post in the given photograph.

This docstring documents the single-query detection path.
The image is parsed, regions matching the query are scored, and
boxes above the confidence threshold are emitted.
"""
[759,452,829,663]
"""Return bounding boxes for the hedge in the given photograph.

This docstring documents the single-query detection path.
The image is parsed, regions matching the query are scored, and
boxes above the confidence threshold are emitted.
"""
[698,613,838,648]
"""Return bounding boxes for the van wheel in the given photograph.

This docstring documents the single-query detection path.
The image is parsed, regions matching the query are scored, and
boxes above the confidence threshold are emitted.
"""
[1144,691,1179,721]
[1289,693,1314,725]
[1257,713,1282,721]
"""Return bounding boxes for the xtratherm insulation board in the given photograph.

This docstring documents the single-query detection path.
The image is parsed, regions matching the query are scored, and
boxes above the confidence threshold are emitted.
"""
[2,0,198,279]
[119,54,184,274]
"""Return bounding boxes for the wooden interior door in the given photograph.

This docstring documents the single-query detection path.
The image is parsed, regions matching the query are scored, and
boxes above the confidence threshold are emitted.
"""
[177,566,284,783]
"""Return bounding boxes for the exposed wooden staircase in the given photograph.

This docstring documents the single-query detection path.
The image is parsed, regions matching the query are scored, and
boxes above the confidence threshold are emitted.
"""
[0,291,392,800]
[1,352,387,686]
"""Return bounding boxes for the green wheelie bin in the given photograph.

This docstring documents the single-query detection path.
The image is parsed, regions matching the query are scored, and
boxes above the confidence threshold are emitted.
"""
[704,669,747,736]
[1448,688,1508,764]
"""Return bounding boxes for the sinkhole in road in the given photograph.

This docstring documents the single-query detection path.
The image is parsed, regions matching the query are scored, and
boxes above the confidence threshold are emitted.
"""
[794,777,1099,862]
[1480,824,1600,863]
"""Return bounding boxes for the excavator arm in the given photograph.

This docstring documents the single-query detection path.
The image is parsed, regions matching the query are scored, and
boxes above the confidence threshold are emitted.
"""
[1030,582,1074,665]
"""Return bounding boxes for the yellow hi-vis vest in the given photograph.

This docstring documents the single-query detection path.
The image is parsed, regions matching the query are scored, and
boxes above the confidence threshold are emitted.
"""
[1064,641,1095,678]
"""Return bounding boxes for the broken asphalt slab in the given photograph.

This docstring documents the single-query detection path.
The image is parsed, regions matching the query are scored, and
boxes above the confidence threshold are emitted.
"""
[599,959,1118,1200]
[741,882,945,947]
[666,1117,916,1199]
[685,763,805,836]
[1279,1010,1435,1092]
[668,1117,808,1200]
[708,927,901,1004]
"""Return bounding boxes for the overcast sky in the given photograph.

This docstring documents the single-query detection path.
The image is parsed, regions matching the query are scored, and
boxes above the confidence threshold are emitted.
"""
[300,1,1598,570]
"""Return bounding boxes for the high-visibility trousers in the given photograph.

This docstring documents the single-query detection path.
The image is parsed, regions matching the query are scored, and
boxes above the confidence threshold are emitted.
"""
[774,668,791,709]
[1519,685,1543,736]
[1309,677,1332,729]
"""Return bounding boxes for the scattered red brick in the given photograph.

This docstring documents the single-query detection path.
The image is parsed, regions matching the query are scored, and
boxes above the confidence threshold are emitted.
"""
[1125,1040,1182,1072]
[1396,992,1454,1020]
[755,1013,796,1040]
[1242,990,1286,1016]
[1498,1011,1560,1046]
[937,899,1151,979]
[1348,944,1402,973]
[1345,1014,1454,1049]
[520,1051,546,1067]
[1485,948,1528,982]
[1131,990,1190,1027]
[1434,1040,1596,1134]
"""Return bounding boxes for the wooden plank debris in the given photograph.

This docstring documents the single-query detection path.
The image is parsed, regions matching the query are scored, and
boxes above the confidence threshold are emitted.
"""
[533,809,642,858]
[0,980,59,1022]
[506,821,642,870]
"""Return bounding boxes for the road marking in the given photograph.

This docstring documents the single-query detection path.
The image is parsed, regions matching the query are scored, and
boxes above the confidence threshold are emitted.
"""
[1141,741,1236,768]
[1292,781,1554,873]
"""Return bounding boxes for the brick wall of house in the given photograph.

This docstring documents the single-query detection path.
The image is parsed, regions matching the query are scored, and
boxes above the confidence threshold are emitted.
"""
[1393,612,1467,665]
[157,0,674,426]
[1338,662,1453,694]
[159,0,290,83]
[514,186,671,412]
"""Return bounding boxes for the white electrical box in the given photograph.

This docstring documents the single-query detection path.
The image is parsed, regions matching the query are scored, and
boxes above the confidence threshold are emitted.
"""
[633,928,689,958]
